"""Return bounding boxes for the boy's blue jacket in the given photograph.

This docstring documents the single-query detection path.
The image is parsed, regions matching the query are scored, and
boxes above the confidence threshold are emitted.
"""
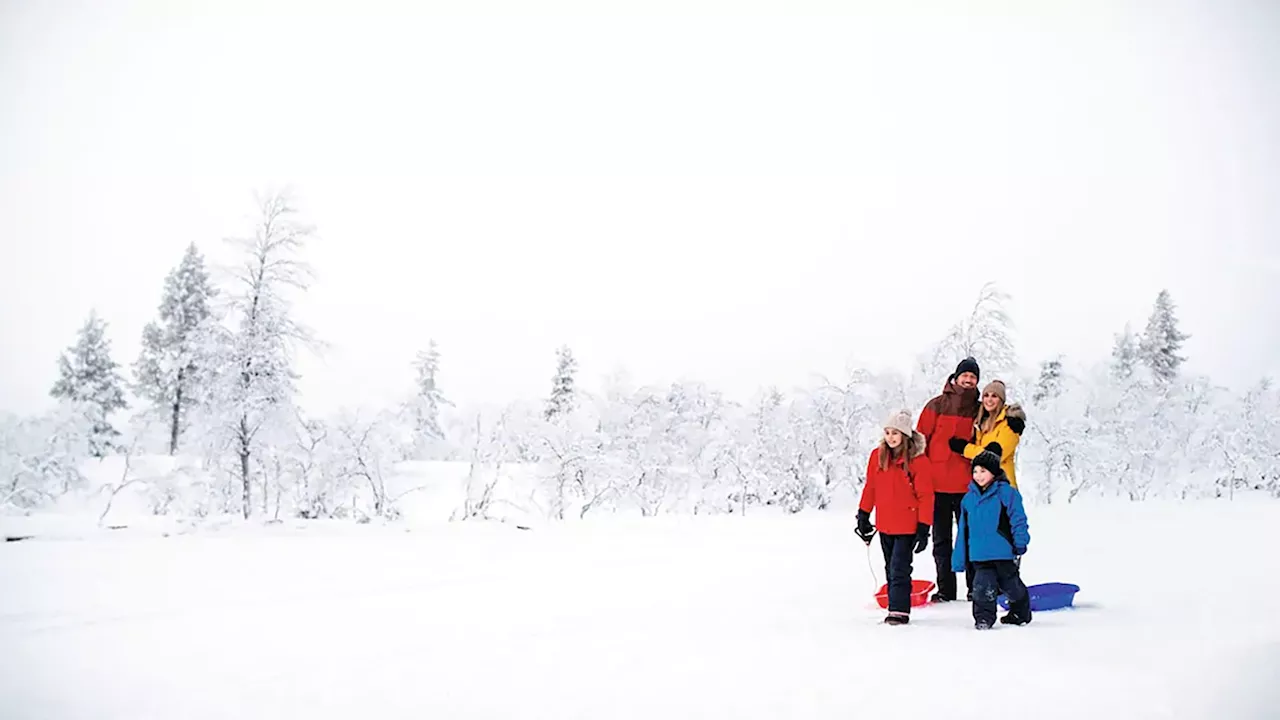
[951,475,1030,572]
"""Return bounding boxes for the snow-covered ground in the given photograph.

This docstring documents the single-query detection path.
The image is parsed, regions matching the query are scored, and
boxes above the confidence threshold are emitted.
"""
[2,501,1279,719]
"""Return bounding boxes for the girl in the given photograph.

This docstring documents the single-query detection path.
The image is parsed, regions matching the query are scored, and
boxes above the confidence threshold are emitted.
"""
[952,443,1031,629]
[856,410,934,625]
[950,379,1027,488]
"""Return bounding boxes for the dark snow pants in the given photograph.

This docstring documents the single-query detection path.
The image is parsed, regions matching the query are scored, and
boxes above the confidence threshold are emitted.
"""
[932,492,972,600]
[971,560,1031,626]
[880,533,916,613]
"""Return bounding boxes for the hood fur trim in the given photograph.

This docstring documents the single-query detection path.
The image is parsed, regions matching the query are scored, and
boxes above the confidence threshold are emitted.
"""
[908,430,927,459]
[1005,403,1026,422]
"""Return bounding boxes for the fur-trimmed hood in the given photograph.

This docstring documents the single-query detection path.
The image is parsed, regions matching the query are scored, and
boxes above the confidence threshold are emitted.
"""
[1005,403,1026,423]
[907,430,927,459]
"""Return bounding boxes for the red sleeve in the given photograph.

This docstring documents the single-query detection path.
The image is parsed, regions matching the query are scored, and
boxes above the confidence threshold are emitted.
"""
[917,401,938,445]
[914,457,935,526]
[859,450,877,514]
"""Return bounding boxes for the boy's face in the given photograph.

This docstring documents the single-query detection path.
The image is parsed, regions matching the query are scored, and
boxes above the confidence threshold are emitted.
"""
[973,466,994,487]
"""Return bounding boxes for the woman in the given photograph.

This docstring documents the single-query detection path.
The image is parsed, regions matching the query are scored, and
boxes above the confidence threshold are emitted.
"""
[856,410,934,625]
[949,379,1026,488]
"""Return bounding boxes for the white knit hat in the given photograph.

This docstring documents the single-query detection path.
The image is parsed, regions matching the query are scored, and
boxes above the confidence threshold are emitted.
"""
[884,409,914,436]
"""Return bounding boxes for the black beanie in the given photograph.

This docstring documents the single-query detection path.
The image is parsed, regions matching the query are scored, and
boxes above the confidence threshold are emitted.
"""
[954,357,980,382]
[972,441,1003,477]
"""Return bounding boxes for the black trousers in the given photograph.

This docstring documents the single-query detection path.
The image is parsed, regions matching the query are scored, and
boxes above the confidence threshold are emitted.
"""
[932,492,972,599]
[971,560,1031,626]
[879,533,916,613]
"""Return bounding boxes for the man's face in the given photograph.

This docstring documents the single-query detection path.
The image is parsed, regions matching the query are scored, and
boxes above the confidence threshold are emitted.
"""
[956,372,978,389]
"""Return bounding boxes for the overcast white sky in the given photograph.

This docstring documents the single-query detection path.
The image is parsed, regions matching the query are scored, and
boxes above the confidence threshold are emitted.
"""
[2,0,1278,416]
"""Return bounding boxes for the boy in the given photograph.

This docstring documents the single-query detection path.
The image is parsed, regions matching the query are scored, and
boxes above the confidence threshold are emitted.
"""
[951,442,1032,629]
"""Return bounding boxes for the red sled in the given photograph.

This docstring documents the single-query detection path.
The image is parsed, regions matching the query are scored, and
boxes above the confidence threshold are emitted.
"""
[875,580,937,609]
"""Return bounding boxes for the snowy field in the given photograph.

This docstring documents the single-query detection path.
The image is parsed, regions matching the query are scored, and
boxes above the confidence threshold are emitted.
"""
[3,501,1279,719]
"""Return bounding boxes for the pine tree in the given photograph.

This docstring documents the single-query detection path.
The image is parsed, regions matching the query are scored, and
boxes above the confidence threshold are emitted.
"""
[545,345,578,421]
[1032,356,1065,405]
[408,339,451,457]
[1110,323,1140,382]
[1138,289,1190,383]
[50,311,128,457]
[133,243,218,454]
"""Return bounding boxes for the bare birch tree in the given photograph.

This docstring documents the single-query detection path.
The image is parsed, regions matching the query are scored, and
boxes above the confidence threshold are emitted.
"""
[212,190,319,519]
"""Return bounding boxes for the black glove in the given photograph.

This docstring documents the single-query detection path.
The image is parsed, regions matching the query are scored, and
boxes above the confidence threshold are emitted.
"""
[855,510,875,544]
[948,437,968,454]
[1007,416,1025,435]
[913,522,929,553]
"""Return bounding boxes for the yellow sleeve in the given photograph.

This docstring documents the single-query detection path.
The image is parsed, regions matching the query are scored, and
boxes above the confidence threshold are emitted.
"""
[962,442,980,460]
[991,422,1020,459]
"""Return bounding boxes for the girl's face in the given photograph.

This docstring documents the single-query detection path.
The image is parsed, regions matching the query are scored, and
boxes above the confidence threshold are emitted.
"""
[982,390,1003,413]
[973,466,994,487]
[884,427,904,449]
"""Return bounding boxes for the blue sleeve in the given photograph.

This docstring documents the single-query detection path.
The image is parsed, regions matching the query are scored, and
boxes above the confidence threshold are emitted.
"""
[951,506,969,572]
[1005,487,1030,549]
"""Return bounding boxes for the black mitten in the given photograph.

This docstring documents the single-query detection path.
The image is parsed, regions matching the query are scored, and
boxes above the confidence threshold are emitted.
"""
[1007,416,1025,434]
[948,437,968,454]
[913,522,929,553]
[855,510,875,544]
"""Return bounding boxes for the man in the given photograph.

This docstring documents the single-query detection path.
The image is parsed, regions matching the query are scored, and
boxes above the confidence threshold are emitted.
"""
[917,356,982,602]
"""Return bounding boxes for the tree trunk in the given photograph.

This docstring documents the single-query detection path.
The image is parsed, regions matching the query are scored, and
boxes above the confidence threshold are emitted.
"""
[169,369,184,455]
[239,416,252,519]
[240,449,251,518]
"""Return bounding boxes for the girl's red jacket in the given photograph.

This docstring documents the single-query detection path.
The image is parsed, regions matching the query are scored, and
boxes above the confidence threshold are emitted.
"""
[859,440,935,535]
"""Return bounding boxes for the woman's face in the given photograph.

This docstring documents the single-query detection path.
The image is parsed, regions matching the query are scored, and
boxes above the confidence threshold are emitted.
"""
[982,389,1003,413]
[884,427,904,449]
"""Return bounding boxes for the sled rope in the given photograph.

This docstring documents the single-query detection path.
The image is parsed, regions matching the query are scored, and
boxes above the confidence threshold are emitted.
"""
[865,541,879,588]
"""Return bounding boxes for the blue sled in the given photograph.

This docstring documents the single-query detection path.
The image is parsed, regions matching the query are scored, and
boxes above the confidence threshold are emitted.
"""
[998,582,1080,611]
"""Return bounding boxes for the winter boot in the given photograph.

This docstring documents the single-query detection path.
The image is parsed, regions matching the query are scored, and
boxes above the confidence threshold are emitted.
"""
[930,593,953,603]
[1000,612,1031,626]
[884,611,910,625]
[974,621,992,630]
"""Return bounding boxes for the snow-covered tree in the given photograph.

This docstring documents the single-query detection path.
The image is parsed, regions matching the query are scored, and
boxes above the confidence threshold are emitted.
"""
[0,404,93,509]
[1110,323,1140,382]
[930,282,1017,381]
[661,380,738,513]
[740,387,801,512]
[545,345,578,421]
[285,411,343,518]
[1138,289,1190,383]
[213,190,317,519]
[1217,378,1280,498]
[133,242,219,454]
[50,311,128,457]
[333,409,398,520]
[535,403,604,519]
[1032,356,1065,405]
[405,340,452,459]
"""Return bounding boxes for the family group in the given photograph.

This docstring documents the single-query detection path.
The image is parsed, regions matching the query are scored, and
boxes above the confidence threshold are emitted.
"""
[854,357,1032,630]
